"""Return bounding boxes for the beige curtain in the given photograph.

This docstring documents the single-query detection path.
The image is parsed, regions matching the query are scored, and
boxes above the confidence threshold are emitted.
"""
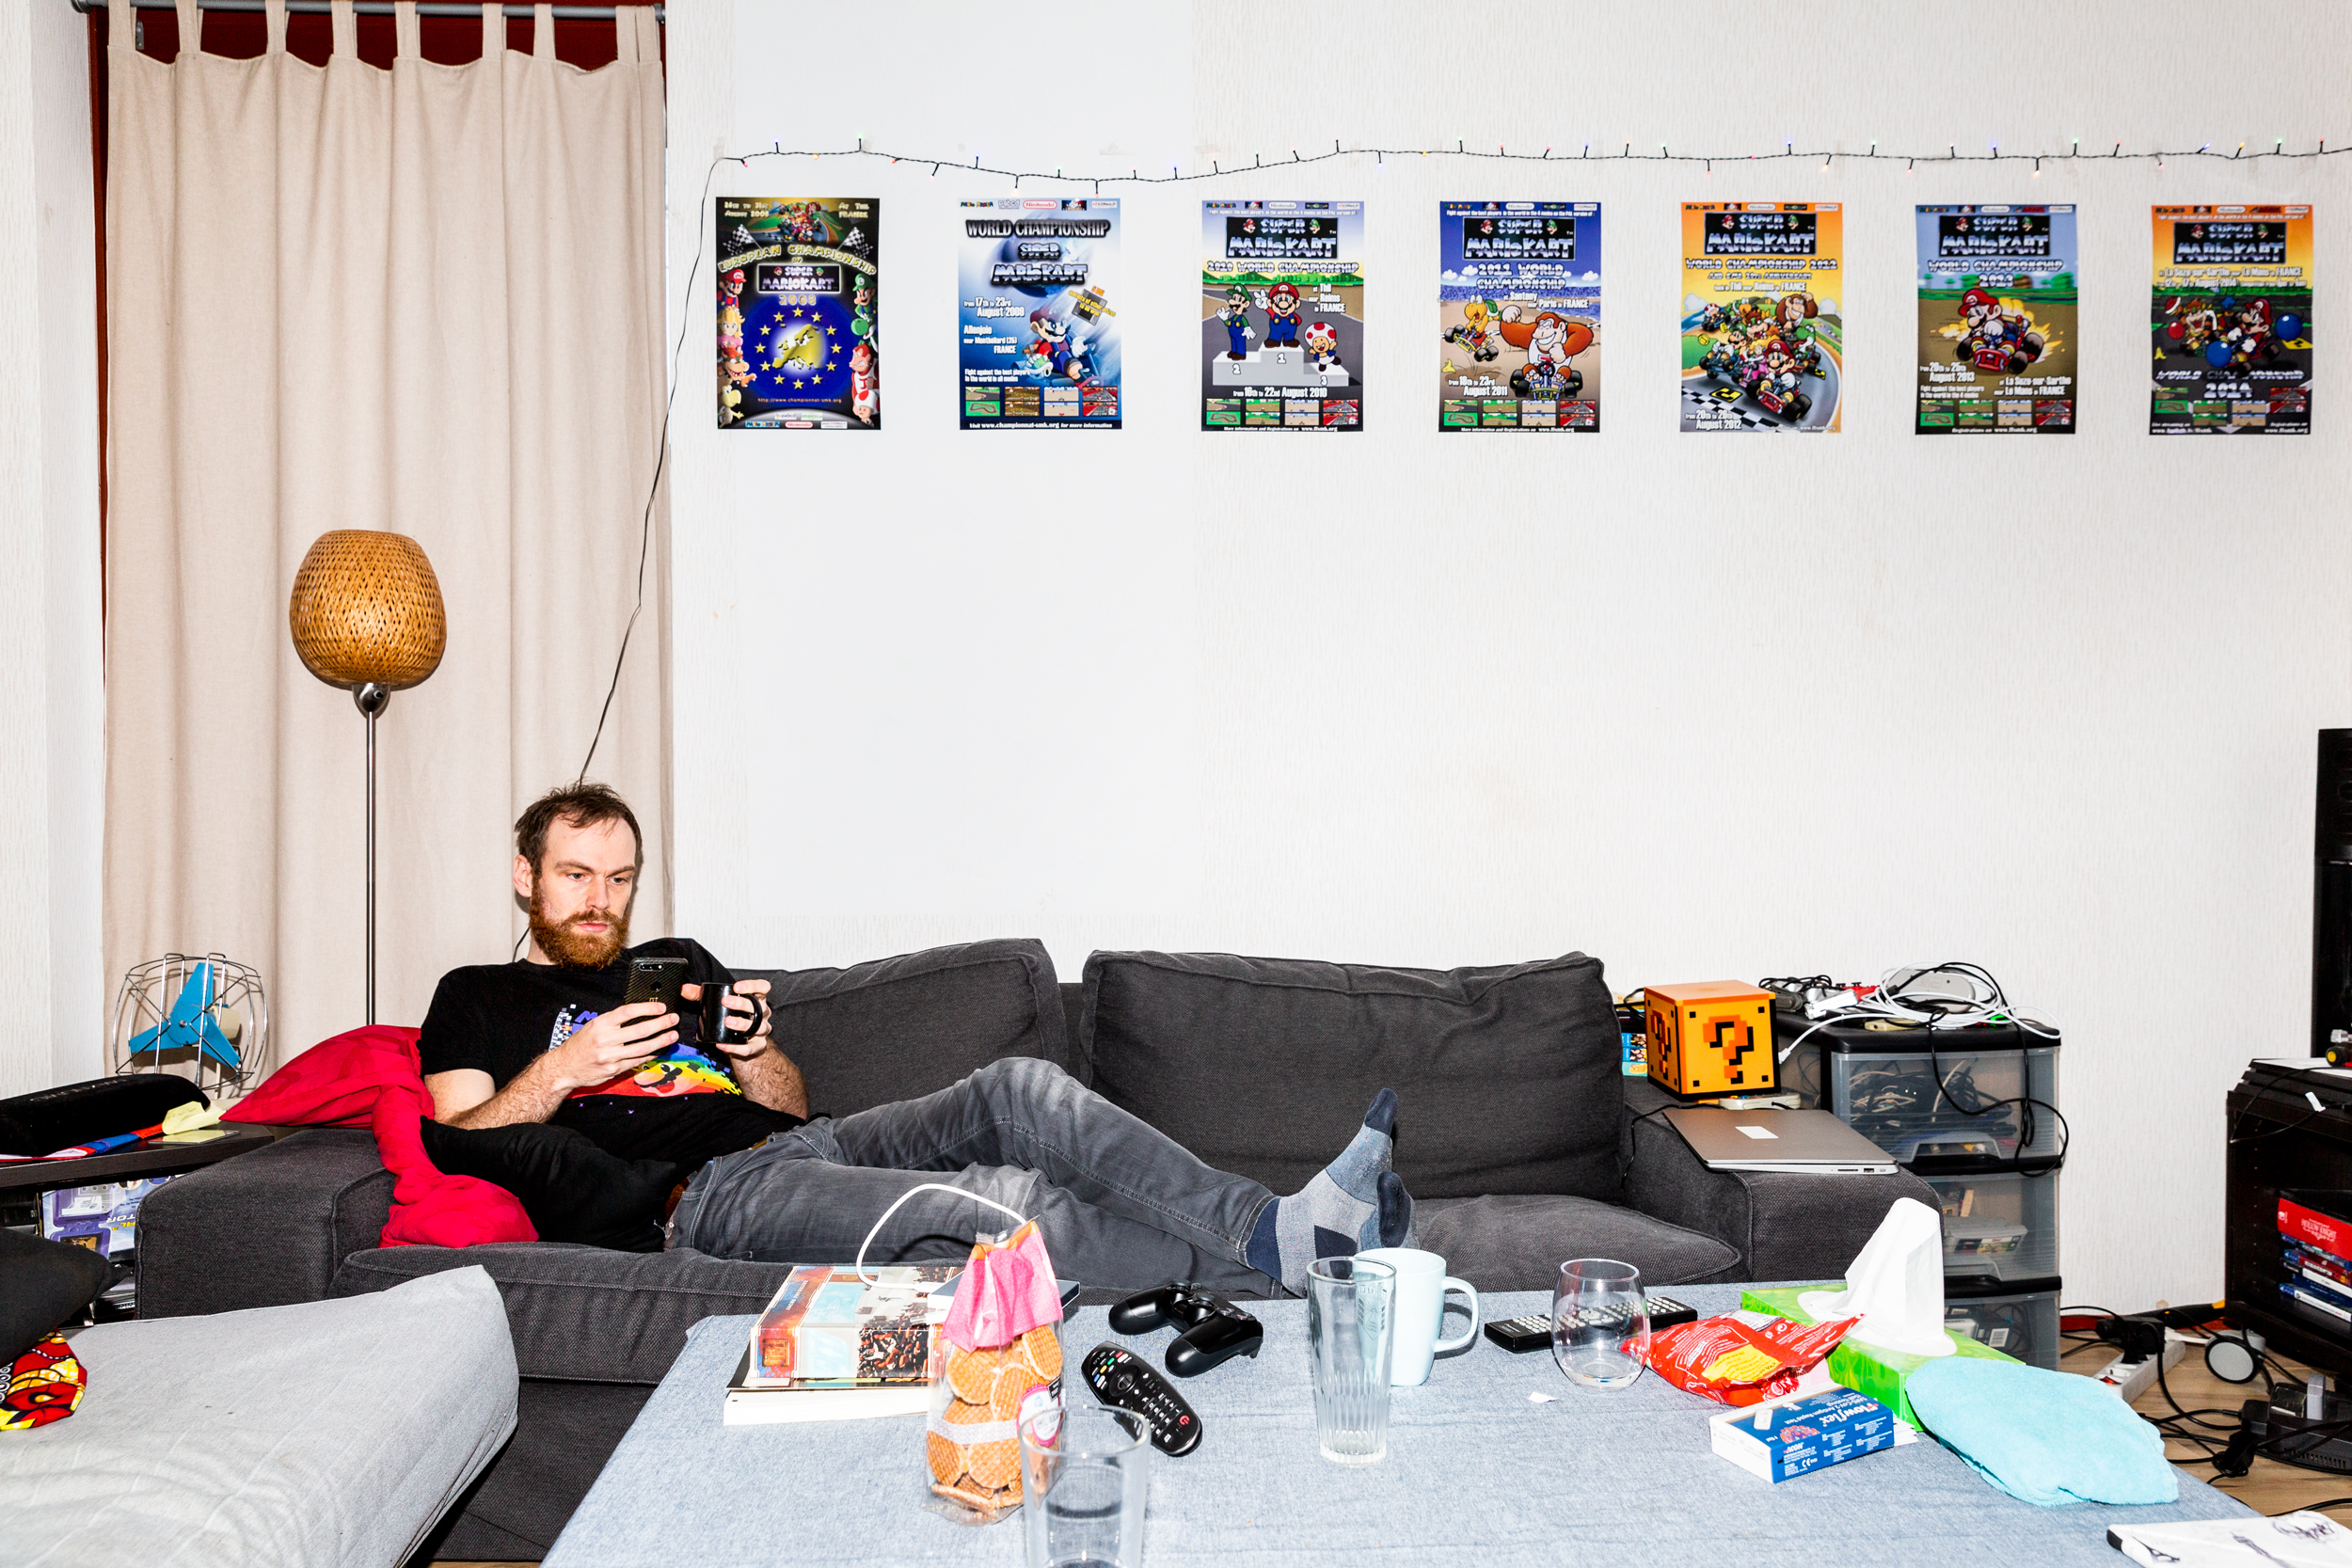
[103,0,670,1075]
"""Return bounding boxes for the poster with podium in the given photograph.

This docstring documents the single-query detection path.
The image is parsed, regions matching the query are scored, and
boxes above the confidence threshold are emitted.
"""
[1200,200,1364,431]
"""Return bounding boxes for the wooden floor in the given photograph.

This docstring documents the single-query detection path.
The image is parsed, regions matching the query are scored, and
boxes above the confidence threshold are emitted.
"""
[424,1336,2351,1565]
[2060,1334,2352,1518]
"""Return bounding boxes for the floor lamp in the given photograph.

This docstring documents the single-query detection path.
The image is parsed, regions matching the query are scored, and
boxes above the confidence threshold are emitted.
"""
[288,531,447,1025]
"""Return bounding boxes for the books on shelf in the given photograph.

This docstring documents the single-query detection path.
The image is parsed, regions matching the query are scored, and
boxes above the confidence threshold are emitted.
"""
[2278,1196,2352,1336]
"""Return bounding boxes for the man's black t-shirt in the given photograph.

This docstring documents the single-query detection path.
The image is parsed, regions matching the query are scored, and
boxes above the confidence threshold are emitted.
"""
[418,937,804,1172]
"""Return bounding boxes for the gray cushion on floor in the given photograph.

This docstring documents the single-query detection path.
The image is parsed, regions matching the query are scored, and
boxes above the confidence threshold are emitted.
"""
[1,1264,515,1568]
[1416,1194,1743,1293]
[1080,950,1626,1200]
[331,1243,799,1384]
[734,937,1066,1119]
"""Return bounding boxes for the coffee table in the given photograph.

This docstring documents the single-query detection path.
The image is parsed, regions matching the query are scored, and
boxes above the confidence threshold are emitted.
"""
[544,1282,2254,1566]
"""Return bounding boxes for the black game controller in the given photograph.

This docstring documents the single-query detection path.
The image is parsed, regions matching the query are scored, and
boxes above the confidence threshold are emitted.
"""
[1107,1281,1263,1378]
[1081,1342,1201,1457]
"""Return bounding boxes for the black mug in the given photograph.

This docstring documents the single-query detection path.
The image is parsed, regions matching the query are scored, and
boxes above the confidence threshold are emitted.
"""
[701,984,765,1047]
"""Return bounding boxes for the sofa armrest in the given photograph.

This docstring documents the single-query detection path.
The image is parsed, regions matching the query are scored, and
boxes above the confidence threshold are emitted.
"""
[137,1127,394,1318]
[1619,1079,1938,1283]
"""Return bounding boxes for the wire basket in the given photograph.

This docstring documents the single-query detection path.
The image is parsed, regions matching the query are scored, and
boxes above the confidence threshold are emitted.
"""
[108,954,271,1099]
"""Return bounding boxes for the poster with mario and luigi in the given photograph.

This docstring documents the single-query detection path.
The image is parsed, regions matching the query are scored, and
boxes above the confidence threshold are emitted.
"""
[1200,200,1364,431]
[1438,201,1600,432]
[716,197,880,431]
[1915,205,2077,434]
[2149,204,2312,435]
[1679,202,1843,433]
[957,197,1121,430]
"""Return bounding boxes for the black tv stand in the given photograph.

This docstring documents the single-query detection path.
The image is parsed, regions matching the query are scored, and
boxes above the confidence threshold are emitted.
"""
[2224,1062,2352,1376]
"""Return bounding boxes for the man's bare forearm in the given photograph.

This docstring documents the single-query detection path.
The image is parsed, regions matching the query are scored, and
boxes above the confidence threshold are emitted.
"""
[731,1045,809,1119]
[443,1053,572,1129]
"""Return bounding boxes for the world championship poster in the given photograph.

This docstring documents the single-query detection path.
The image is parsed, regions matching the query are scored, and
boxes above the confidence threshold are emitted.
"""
[2150,204,2312,435]
[1679,202,1842,433]
[1200,200,1363,431]
[959,198,1121,430]
[1915,205,2076,434]
[1438,201,1600,433]
[716,198,879,431]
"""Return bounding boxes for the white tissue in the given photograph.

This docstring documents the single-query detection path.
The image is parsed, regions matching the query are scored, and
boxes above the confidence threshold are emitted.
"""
[1797,1196,1955,1358]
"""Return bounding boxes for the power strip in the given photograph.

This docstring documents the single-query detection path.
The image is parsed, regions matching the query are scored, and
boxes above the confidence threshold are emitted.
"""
[2093,1334,2188,1403]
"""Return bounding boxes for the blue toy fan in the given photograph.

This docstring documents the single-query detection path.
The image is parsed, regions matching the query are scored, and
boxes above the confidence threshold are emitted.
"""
[110,953,271,1098]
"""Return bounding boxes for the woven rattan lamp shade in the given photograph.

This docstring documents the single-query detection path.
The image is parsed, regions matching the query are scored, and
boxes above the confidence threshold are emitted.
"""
[288,531,447,690]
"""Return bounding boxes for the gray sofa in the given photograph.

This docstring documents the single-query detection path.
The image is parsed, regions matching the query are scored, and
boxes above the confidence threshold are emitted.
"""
[135,939,1931,1560]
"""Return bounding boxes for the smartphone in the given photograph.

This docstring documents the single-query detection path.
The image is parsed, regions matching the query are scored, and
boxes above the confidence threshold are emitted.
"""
[622,957,689,1016]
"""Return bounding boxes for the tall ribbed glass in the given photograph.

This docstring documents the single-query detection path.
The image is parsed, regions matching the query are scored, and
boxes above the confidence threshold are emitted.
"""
[1308,1257,1396,1465]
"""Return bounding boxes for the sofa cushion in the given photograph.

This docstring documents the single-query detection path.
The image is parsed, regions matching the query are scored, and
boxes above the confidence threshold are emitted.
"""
[330,1243,799,1384]
[1080,951,1625,1200]
[420,1117,675,1253]
[735,938,1066,1120]
[3,1265,515,1568]
[1416,1194,1742,1294]
[0,1228,111,1359]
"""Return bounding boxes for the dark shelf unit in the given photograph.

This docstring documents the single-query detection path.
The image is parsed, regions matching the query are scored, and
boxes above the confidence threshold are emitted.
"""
[2225,1064,2352,1377]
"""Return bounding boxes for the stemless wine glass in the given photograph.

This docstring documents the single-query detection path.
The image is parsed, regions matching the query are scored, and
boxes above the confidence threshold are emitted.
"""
[1552,1258,1649,1388]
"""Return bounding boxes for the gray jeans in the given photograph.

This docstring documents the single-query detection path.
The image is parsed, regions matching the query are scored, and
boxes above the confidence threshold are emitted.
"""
[670,1057,1278,1295]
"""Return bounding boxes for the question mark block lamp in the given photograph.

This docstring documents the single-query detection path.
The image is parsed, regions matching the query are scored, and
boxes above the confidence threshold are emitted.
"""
[1645,981,1776,1098]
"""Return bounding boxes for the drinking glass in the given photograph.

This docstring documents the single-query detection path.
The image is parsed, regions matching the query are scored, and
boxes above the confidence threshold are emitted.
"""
[1552,1258,1649,1388]
[1018,1402,1149,1568]
[1308,1256,1396,1465]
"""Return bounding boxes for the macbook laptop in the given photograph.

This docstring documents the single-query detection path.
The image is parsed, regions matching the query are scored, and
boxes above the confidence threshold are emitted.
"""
[1661,1107,1897,1175]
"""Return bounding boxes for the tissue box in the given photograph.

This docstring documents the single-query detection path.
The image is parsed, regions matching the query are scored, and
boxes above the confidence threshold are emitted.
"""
[1742,1285,2021,1426]
[1711,1386,1914,1482]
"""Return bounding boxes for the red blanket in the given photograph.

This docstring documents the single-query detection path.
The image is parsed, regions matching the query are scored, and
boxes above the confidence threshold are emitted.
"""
[229,1024,536,1248]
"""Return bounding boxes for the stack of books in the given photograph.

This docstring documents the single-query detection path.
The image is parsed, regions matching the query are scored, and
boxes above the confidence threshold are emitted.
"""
[2277,1194,2352,1333]
[723,1263,958,1427]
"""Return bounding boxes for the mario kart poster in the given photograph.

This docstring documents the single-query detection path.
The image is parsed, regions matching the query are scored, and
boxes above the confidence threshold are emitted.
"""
[1438,201,1599,432]
[1200,200,1364,432]
[958,198,1120,430]
[1915,205,2076,435]
[716,198,879,431]
[2150,204,2312,435]
[1679,203,1842,433]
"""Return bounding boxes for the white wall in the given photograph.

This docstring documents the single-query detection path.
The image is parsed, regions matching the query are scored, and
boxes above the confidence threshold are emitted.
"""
[667,0,2352,1313]
[0,1,106,1097]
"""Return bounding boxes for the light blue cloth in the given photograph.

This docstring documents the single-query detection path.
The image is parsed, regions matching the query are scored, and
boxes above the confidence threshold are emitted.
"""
[1907,1356,2180,1507]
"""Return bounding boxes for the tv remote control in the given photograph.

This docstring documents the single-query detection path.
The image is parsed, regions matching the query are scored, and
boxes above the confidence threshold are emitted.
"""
[1482,1296,1698,1354]
[1081,1342,1202,1457]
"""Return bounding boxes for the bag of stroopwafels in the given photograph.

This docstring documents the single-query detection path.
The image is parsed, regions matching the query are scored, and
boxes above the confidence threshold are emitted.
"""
[1640,1309,1857,1405]
[920,1216,1065,1525]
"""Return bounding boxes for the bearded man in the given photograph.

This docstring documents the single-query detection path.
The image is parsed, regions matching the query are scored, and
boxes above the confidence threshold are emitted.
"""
[416,782,1413,1294]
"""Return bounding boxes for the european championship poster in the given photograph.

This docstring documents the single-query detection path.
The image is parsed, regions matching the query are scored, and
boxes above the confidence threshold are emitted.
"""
[1679,202,1842,433]
[1200,200,1364,431]
[958,198,1120,430]
[2150,204,2312,435]
[1915,205,2077,434]
[716,198,879,431]
[1438,201,1600,432]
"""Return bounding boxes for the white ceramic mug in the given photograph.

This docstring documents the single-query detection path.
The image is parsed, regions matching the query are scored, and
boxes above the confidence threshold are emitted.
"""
[1357,1247,1479,1386]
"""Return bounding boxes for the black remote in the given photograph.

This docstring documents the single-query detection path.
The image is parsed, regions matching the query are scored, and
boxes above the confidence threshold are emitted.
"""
[1482,1296,1699,1353]
[1081,1342,1202,1457]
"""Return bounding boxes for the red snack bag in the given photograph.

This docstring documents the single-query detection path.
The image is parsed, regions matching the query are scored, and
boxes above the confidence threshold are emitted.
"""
[1638,1312,1858,1405]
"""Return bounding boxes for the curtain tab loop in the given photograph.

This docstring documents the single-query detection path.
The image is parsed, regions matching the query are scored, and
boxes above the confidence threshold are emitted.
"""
[263,0,288,55]
[105,0,134,55]
[612,4,639,65]
[328,0,357,59]
[393,0,420,60]
[482,0,501,62]
[532,3,555,60]
[174,0,201,55]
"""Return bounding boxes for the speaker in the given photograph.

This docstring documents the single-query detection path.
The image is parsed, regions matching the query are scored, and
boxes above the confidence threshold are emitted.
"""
[2313,730,2352,1054]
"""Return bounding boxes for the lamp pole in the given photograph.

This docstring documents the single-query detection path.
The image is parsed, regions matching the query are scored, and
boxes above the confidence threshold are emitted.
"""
[356,681,389,1025]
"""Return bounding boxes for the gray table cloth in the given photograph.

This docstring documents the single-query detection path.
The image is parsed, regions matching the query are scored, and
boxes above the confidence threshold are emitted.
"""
[547,1282,2251,1567]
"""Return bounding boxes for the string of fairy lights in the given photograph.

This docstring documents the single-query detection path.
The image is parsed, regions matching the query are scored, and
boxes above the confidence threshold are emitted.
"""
[711,137,2352,191]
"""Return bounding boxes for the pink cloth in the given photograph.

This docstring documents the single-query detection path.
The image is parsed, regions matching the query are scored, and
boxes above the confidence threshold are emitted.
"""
[229,1024,537,1248]
[942,1219,1062,1352]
